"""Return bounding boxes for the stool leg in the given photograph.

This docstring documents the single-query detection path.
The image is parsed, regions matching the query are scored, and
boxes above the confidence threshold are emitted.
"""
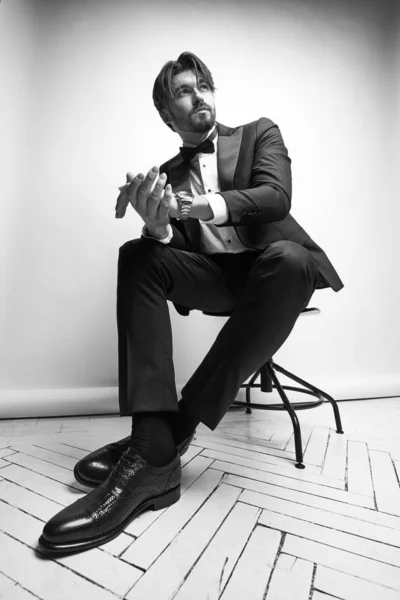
[245,387,252,414]
[272,363,344,434]
[266,363,305,469]
[260,363,273,392]
[245,369,260,414]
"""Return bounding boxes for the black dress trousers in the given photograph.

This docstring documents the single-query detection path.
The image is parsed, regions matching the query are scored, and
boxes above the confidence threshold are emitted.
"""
[117,237,319,430]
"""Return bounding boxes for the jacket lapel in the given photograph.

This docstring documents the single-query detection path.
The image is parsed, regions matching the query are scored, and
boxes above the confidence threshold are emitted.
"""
[216,123,243,191]
[167,156,191,193]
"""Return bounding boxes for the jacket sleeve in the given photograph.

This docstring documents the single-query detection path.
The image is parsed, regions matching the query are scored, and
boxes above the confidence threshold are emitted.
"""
[168,222,191,251]
[219,118,292,225]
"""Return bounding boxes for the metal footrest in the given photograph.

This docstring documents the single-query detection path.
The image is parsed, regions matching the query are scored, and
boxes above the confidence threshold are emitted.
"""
[233,385,324,411]
[231,360,343,469]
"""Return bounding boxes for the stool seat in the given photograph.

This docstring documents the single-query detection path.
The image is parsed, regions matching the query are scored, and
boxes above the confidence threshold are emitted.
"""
[202,306,343,469]
[202,306,321,318]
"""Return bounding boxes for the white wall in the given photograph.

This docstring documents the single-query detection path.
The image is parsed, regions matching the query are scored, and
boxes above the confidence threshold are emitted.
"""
[1,0,399,417]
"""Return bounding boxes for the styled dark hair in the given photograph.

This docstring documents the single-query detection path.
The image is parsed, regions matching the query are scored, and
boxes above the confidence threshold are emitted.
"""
[152,51,215,115]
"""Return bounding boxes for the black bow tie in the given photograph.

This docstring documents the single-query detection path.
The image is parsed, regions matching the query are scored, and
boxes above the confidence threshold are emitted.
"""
[179,137,215,164]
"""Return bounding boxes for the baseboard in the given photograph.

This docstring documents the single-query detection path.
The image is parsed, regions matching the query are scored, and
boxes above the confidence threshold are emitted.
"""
[0,387,119,419]
[0,376,399,419]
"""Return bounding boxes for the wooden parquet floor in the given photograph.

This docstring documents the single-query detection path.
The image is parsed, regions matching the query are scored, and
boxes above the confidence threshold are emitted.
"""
[1,398,400,599]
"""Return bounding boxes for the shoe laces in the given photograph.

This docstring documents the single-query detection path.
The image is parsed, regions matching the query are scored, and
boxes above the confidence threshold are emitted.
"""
[108,449,143,484]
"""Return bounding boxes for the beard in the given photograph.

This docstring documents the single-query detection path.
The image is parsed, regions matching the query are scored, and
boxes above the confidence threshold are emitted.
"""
[189,106,216,132]
[172,103,216,134]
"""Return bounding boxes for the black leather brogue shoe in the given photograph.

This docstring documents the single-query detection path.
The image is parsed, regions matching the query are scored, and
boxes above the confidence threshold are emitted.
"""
[39,447,181,555]
[74,432,195,487]
[73,436,130,487]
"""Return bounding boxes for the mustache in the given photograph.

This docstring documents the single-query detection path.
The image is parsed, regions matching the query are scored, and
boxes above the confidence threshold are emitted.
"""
[191,103,212,115]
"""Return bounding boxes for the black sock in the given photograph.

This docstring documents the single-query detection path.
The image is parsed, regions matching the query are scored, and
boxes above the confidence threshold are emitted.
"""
[171,399,200,446]
[129,413,176,467]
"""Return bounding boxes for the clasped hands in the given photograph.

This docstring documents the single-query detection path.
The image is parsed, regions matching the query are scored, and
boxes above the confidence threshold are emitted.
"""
[115,166,179,237]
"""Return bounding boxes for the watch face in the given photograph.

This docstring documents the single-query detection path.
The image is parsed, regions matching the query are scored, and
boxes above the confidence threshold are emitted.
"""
[176,191,193,200]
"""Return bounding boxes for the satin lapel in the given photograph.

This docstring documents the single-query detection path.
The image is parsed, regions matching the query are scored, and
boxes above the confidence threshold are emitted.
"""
[217,124,243,192]
[167,157,191,193]
[167,157,201,251]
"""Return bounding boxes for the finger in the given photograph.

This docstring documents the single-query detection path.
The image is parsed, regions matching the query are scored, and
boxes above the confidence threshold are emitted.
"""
[125,173,145,213]
[118,172,135,191]
[127,173,145,197]
[115,173,144,219]
[115,173,144,218]
[137,166,159,197]
[157,183,172,221]
[147,173,168,220]
[115,188,129,217]
[136,166,160,214]
[149,172,167,201]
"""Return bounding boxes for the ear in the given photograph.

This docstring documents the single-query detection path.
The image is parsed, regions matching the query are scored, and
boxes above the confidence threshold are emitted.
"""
[161,108,176,131]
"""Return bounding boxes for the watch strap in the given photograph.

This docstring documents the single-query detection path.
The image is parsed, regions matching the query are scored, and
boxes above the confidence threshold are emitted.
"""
[175,191,194,221]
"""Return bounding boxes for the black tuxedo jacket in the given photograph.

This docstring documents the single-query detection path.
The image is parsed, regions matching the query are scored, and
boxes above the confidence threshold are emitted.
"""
[159,118,343,314]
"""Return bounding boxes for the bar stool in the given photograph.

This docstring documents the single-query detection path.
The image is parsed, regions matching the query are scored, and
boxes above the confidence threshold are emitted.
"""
[203,307,344,469]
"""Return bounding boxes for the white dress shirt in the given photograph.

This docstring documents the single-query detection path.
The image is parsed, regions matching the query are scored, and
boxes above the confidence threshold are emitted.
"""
[143,127,248,253]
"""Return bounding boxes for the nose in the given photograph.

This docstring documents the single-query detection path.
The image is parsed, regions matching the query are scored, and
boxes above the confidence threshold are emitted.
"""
[192,87,205,104]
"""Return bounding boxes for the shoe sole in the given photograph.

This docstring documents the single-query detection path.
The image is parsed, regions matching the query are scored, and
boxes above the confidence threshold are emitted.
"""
[38,484,181,555]
[74,432,195,488]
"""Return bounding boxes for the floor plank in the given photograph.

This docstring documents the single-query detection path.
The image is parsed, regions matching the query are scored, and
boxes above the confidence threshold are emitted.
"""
[211,461,374,508]
[303,427,330,467]
[125,484,241,600]
[200,447,344,489]
[224,473,400,530]
[0,478,63,521]
[347,441,374,497]
[259,508,400,568]
[0,572,39,600]
[195,436,321,473]
[369,450,400,516]
[33,442,88,460]
[173,502,260,600]
[220,526,281,600]
[266,554,314,600]
[0,463,84,506]
[241,489,400,547]
[9,444,78,471]
[0,532,117,600]
[283,534,400,591]
[314,565,400,600]
[322,432,347,480]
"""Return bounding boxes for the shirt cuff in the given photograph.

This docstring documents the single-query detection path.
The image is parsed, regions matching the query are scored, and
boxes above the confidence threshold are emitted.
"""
[142,224,173,244]
[200,193,229,225]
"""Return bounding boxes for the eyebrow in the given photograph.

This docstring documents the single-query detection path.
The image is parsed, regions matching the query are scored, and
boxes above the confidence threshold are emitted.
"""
[173,79,207,96]
[173,84,187,96]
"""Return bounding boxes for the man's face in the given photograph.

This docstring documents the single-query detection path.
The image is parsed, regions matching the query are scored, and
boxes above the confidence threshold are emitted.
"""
[165,69,216,134]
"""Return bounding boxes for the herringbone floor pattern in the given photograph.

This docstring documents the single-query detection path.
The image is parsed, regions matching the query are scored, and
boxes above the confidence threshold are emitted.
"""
[1,397,400,599]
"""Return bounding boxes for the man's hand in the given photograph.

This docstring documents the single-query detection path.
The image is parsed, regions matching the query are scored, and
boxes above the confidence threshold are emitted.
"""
[115,167,179,232]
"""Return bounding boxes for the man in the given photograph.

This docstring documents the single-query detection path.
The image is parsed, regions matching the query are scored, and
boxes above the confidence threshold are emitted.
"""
[39,52,343,554]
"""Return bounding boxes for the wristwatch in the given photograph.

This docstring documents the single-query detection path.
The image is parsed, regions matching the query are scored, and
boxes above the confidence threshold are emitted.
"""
[174,191,194,221]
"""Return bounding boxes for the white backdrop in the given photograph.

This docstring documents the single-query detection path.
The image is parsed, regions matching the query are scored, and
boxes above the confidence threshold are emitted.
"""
[1,0,399,417]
